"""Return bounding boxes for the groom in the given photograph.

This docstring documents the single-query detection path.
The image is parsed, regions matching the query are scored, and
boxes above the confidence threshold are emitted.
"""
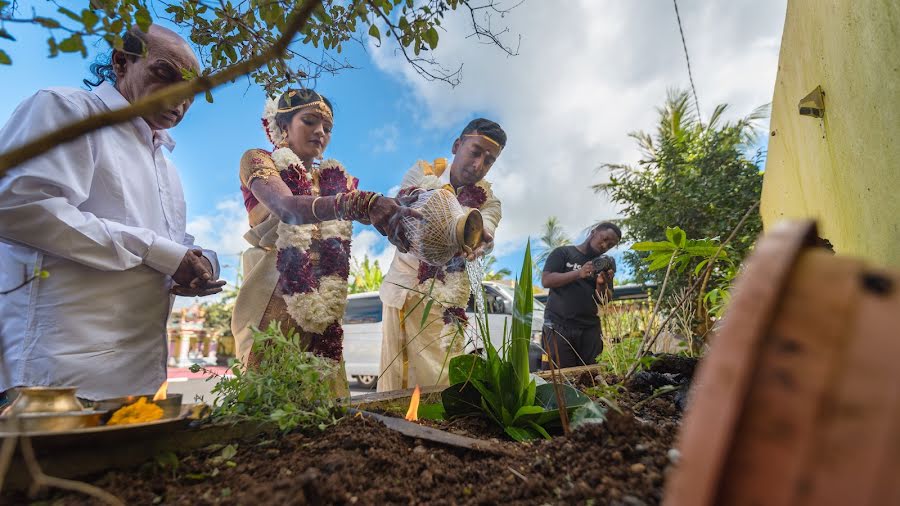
[378,118,506,392]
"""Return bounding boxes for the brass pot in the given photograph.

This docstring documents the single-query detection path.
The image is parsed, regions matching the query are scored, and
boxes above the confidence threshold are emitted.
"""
[3,386,84,415]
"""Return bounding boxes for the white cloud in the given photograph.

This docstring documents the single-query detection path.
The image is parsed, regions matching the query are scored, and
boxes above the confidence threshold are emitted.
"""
[370,0,787,255]
[350,227,396,273]
[368,123,400,153]
[186,194,250,286]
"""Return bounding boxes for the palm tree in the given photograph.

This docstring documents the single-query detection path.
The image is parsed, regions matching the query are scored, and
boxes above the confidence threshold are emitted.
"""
[533,216,571,274]
[482,254,512,281]
[349,256,384,294]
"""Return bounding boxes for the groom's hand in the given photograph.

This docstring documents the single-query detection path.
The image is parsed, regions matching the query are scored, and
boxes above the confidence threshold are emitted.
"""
[465,229,494,261]
[370,196,422,253]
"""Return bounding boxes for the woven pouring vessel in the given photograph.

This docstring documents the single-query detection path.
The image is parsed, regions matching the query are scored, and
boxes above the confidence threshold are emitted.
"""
[402,189,483,266]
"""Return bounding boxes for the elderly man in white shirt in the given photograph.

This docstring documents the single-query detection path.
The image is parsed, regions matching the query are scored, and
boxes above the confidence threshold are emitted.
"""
[0,26,224,401]
[378,119,505,392]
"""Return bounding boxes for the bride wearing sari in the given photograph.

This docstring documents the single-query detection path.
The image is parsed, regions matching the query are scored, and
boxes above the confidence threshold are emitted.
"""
[231,88,417,396]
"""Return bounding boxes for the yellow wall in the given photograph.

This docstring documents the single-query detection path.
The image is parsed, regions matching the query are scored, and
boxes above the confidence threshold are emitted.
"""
[761,0,900,267]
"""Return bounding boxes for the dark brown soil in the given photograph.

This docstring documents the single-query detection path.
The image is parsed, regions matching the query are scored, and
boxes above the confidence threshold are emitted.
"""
[7,376,683,505]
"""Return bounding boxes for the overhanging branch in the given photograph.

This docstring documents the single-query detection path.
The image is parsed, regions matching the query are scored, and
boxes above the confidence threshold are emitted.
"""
[0,0,322,177]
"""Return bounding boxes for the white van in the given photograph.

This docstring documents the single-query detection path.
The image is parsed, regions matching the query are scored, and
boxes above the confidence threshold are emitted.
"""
[343,281,546,388]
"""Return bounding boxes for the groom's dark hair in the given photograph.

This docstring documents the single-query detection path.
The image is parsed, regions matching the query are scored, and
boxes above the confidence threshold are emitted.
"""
[460,118,507,148]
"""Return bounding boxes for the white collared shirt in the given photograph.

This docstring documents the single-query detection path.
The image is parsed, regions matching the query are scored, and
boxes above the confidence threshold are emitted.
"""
[0,83,218,400]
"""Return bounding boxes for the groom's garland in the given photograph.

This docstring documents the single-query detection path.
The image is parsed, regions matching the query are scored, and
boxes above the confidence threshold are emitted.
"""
[271,146,356,362]
[400,163,492,341]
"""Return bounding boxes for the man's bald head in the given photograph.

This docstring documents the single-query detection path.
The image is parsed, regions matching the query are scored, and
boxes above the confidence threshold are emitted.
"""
[112,25,199,130]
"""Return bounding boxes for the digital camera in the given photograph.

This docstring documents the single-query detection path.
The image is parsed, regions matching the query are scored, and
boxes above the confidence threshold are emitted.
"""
[590,254,616,275]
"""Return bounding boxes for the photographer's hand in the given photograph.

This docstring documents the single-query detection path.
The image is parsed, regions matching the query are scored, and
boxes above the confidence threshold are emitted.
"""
[578,262,595,279]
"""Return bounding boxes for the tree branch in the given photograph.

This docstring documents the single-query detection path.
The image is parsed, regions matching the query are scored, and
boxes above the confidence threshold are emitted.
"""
[0,0,322,177]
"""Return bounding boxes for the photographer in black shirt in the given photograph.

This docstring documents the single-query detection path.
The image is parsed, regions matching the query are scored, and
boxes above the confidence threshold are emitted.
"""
[541,222,621,369]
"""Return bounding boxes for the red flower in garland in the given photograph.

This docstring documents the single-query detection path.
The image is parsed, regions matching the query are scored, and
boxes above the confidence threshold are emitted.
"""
[417,262,446,284]
[318,166,349,196]
[281,167,312,196]
[316,237,351,278]
[277,247,317,294]
[456,185,488,209]
[442,307,468,326]
[310,322,344,361]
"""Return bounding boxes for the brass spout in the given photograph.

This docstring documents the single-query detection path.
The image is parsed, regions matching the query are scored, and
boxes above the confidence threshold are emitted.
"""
[455,208,484,253]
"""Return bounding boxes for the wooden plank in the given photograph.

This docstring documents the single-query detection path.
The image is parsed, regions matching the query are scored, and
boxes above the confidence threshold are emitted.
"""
[347,409,510,456]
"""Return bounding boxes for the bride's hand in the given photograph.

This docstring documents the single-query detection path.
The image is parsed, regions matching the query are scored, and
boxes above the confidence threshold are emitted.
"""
[370,196,422,253]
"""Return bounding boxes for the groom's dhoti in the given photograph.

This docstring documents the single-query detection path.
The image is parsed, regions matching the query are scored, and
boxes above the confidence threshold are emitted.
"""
[378,294,463,392]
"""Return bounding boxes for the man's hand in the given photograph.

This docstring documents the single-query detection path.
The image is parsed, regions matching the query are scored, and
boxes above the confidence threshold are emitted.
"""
[171,249,226,296]
[578,262,596,279]
[369,196,423,253]
[464,228,494,261]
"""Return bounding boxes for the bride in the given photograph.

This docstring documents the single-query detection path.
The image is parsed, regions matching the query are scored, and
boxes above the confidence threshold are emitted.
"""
[231,88,417,396]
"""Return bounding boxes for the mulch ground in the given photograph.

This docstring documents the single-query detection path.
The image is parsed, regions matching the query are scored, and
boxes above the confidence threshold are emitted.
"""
[5,358,694,505]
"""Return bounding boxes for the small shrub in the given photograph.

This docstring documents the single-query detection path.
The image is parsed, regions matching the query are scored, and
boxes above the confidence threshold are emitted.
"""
[192,322,339,432]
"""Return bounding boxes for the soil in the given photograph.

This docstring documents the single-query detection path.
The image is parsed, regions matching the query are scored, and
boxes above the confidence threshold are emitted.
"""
[5,363,688,505]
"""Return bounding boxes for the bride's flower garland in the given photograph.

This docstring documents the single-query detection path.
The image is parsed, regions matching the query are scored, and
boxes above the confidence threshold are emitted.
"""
[401,169,493,341]
[271,146,355,362]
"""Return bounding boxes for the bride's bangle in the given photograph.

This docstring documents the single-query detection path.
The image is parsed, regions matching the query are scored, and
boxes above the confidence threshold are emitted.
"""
[311,196,323,221]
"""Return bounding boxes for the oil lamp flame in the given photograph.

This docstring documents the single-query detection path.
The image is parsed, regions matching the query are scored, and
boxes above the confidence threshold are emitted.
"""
[152,381,168,401]
[404,385,421,422]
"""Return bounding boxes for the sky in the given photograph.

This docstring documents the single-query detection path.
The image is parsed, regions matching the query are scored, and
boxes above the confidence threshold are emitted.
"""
[0,0,788,304]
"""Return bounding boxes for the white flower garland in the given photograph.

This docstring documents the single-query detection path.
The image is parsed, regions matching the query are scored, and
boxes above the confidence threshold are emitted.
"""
[271,146,353,337]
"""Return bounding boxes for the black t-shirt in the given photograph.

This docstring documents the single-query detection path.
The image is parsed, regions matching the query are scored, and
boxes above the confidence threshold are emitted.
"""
[543,245,601,328]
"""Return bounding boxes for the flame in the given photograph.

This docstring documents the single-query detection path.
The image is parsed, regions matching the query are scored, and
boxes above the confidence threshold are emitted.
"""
[404,385,421,422]
[152,380,168,401]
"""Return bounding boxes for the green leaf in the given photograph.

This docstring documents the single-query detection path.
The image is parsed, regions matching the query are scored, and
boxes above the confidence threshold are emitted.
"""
[526,420,552,439]
[416,402,445,420]
[631,241,675,252]
[57,7,82,22]
[135,6,152,32]
[448,354,488,384]
[420,299,434,328]
[504,425,538,441]
[81,9,99,31]
[0,28,14,41]
[665,227,687,248]
[0,50,9,65]
[205,90,214,104]
[570,401,607,428]
[441,382,483,416]
[57,34,85,55]
[34,17,61,29]
[511,404,544,424]
[423,27,439,49]
[644,253,672,271]
[510,240,534,398]
[367,23,381,43]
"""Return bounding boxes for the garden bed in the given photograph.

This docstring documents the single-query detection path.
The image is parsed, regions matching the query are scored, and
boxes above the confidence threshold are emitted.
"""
[4,361,689,505]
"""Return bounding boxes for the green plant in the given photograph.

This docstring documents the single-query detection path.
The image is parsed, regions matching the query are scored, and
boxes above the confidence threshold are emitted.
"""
[349,255,384,293]
[597,336,645,378]
[533,216,571,277]
[432,241,604,441]
[482,254,511,281]
[191,322,339,432]
[597,88,765,298]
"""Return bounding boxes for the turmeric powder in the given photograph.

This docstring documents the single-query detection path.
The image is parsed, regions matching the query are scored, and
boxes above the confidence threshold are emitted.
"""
[107,397,164,425]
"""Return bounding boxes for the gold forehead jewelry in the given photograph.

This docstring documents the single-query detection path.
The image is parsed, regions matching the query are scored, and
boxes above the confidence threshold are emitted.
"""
[463,134,501,149]
[276,99,333,122]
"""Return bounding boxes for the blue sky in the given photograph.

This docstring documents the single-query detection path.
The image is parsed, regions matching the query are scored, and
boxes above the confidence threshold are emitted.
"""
[0,0,788,298]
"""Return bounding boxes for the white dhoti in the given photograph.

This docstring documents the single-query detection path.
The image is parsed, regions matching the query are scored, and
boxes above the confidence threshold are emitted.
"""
[377,294,465,392]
